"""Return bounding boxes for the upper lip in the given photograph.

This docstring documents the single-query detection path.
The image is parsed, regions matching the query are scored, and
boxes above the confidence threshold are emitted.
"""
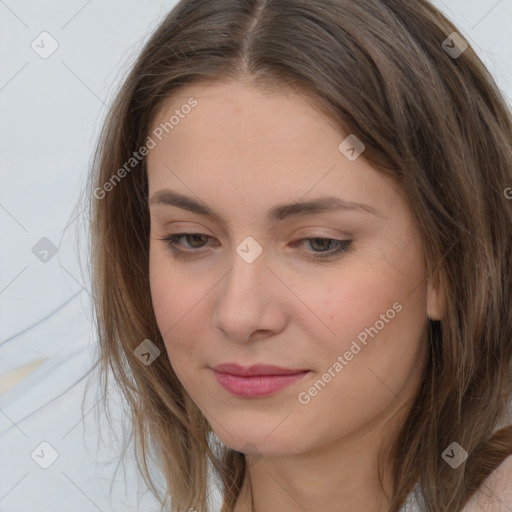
[212,363,309,376]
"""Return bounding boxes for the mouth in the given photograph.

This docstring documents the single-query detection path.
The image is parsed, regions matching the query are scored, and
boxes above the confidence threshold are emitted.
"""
[211,363,311,398]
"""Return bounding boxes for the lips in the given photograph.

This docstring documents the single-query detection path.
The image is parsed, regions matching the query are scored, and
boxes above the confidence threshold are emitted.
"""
[212,363,309,376]
[211,363,310,397]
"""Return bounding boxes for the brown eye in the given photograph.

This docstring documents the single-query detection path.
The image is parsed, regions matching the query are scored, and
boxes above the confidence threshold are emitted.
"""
[158,233,215,259]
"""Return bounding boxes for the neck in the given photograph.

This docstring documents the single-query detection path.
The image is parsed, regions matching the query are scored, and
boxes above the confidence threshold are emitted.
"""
[233,399,409,512]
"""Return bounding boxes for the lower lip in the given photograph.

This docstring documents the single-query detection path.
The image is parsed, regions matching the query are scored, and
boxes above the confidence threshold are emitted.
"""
[212,370,310,397]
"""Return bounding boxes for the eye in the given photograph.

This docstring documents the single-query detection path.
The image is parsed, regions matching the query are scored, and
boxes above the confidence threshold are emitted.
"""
[289,237,352,260]
[157,233,352,261]
[157,233,214,259]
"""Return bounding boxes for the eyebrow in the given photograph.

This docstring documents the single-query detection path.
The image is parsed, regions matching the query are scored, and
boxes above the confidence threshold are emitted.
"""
[148,189,383,223]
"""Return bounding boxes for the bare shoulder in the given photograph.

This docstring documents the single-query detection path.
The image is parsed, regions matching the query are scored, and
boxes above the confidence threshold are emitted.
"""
[463,454,512,512]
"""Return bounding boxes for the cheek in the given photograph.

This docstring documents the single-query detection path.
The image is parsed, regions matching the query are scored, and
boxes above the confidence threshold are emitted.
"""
[149,247,175,332]
[148,248,212,374]
[316,251,427,360]
[295,268,427,443]
[149,248,192,349]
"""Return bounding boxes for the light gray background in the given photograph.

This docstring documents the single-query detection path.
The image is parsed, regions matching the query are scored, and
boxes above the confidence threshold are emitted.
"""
[1,1,511,510]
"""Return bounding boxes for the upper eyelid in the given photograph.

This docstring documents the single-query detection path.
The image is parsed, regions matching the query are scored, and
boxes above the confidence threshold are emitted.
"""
[151,209,366,238]
[156,221,353,238]
[162,231,351,242]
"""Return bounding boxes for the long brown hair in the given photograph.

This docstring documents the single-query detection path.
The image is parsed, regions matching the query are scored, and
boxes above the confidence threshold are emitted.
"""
[83,0,512,510]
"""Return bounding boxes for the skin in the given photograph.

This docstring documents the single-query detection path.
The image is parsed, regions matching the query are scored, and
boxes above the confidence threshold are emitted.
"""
[147,78,443,512]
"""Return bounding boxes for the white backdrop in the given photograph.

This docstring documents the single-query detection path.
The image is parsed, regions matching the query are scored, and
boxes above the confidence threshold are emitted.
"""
[1,1,511,510]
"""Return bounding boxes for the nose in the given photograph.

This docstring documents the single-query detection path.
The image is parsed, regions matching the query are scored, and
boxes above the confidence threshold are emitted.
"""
[212,249,286,343]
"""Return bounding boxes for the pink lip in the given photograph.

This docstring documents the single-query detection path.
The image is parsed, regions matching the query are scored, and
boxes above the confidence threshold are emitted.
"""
[211,363,310,397]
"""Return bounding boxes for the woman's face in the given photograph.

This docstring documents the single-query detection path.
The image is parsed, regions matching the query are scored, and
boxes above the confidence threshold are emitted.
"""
[147,78,435,457]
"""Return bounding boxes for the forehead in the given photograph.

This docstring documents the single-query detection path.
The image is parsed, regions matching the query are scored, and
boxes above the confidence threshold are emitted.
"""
[149,77,337,129]
[148,79,341,157]
[145,79,401,221]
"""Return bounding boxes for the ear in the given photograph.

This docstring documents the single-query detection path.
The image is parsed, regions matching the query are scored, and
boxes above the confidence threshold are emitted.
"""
[427,273,445,321]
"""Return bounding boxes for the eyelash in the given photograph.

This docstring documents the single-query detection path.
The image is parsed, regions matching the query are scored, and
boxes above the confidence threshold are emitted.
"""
[158,233,352,261]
